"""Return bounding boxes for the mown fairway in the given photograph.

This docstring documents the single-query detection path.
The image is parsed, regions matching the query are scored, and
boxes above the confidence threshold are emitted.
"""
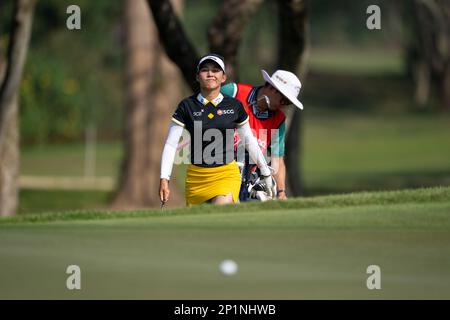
[1,187,449,299]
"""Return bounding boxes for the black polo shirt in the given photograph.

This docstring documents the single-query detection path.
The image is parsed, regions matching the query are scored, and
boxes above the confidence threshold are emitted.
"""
[171,93,249,167]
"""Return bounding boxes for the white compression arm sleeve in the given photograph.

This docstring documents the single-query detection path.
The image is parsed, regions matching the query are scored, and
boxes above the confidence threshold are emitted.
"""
[237,122,271,177]
[160,123,184,180]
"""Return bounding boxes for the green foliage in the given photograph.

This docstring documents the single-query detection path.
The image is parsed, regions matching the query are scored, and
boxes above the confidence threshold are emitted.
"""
[20,53,83,143]
[16,0,123,144]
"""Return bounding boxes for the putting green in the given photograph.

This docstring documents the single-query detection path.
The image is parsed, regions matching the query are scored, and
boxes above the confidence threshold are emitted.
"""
[1,187,449,299]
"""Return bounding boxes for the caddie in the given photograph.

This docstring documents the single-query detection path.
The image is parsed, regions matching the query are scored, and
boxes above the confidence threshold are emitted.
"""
[221,69,304,201]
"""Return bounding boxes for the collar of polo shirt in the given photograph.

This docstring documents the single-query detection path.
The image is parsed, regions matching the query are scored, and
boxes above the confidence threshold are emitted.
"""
[197,93,224,107]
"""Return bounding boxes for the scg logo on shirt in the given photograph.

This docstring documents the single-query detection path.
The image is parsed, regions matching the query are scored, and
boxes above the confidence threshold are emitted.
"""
[217,109,234,116]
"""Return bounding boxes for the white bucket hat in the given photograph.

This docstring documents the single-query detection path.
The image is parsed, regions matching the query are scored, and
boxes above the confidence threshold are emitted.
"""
[261,69,303,110]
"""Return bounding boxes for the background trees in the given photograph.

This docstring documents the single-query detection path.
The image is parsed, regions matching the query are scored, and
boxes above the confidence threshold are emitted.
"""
[113,0,184,208]
[0,0,448,215]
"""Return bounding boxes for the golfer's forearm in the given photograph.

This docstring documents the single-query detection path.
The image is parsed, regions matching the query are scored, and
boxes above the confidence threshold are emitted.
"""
[237,123,271,176]
[160,123,183,180]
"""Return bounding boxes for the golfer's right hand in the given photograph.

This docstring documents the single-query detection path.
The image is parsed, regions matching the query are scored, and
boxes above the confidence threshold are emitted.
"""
[159,179,170,203]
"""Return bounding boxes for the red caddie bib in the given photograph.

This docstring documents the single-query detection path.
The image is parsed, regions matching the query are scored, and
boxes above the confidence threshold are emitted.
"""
[234,83,285,155]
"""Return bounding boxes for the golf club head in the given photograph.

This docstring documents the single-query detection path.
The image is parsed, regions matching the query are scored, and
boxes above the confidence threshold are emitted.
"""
[248,175,276,201]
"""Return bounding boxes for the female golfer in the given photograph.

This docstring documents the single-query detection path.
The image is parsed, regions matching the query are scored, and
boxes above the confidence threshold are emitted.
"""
[159,54,273,206]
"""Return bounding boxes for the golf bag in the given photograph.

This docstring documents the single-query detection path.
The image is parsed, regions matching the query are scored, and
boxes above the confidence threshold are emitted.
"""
[238,162,276,202]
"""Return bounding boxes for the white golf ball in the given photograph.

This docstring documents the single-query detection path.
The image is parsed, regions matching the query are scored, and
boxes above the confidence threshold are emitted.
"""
[219,259,238,276]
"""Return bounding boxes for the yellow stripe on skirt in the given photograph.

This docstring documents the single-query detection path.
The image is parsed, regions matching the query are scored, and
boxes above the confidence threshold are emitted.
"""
[185,160,241,206]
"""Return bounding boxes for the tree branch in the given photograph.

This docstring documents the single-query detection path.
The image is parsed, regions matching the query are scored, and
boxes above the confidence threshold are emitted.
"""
[277,0,308,71]
[276,0,309,196]
[146,0,199,91]
[208,0,263,80]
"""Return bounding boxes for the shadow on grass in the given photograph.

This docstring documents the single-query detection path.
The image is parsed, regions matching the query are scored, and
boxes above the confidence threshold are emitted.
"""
[18,189,113,215]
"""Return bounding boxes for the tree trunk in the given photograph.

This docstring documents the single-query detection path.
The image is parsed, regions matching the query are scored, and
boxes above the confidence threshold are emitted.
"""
[277,0,309,196]
[413,0,450,111]
[413,60,431,108]
[208,0,263,81]
[440,64,450,111]
[112,0,184,209]
[0,0,36,216]
[0,95,19,216]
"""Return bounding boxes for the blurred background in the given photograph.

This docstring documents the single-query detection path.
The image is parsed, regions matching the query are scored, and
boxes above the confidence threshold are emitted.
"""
[0,0,448,216]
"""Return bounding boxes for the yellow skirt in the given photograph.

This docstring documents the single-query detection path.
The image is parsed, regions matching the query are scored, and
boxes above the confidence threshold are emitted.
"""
[185,160,241,206]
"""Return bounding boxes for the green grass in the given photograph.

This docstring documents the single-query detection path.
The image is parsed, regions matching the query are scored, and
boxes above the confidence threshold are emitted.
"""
[20,142,122,178]
[6,186,450,224]
[1,187,450,299]
[18,189,112,215]
[303,111,450,194]
[19,142,190,179]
